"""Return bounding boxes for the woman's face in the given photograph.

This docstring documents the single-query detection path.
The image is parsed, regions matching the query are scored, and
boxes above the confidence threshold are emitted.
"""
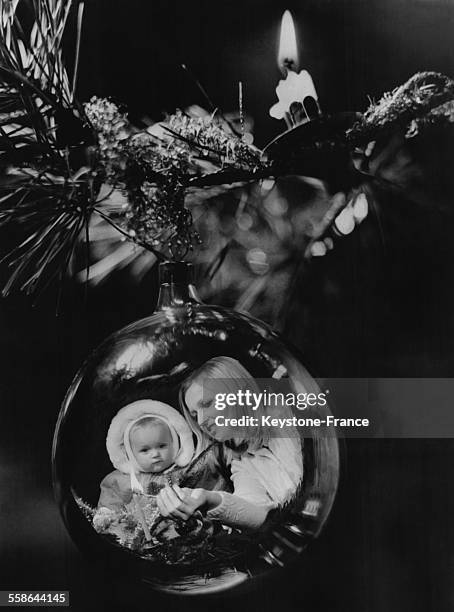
[184,380,229,441]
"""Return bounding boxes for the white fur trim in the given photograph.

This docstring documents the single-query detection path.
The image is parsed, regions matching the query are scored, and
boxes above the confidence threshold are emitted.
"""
[106,400,194,473]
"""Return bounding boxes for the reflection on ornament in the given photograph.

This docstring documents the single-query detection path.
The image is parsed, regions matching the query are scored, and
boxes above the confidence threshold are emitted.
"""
[53,262,339,595]
[334,204,356,235]
[260,178,276,194]
[353,192,369,222]
[324,237,334,251]
[114,341,156,377]
[246,248,269,275]
[272,364,288,379]
[310,241,327,257]
[264,192,288,216]
[237,212,254,231]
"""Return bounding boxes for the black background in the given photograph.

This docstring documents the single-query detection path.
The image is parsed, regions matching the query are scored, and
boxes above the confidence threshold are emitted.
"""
[1,1,454,610]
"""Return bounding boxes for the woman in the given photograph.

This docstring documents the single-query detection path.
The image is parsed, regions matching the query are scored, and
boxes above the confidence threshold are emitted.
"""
[156,356,304,530]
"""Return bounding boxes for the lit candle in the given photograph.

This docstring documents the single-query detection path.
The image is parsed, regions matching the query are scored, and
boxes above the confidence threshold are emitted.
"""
[269,10,319,128]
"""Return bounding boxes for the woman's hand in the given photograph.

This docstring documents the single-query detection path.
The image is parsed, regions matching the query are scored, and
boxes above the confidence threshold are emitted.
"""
[156,485,207,521]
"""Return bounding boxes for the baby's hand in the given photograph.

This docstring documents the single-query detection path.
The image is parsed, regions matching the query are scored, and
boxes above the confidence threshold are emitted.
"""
[156,485,206,521]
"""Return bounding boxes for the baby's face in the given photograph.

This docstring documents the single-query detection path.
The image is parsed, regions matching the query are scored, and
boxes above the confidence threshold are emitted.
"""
[130,422,174,473]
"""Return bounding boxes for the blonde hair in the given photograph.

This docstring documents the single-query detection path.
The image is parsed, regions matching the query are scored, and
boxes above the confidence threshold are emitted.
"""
[180,356,269,452]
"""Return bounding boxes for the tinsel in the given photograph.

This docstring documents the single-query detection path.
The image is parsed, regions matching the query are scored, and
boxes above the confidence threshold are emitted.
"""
[406,99,454,138]
[348,71,454,144]
[166,110,263,169]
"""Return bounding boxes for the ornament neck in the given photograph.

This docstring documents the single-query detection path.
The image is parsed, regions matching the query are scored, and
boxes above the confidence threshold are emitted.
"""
[155,262,200,311]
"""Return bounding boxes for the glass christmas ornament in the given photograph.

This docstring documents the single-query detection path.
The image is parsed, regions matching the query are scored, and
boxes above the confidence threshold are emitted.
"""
[53,261,339,595]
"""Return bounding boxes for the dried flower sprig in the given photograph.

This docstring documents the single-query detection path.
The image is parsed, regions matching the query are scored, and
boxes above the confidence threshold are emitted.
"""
[84,96,129,178]
[122,132,195,259]
[85,105,267,261]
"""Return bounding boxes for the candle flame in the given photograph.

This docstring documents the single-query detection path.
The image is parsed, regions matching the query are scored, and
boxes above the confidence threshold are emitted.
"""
[278,10,299,73]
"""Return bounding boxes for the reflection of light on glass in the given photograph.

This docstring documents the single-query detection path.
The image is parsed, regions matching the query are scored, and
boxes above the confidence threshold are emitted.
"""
[272,364,288,379]
[264,194,288,216]
[353,192,368,222]
[247,248,269,275]
[324,237,334,251]
[114,341,154,375]
[237,213,253,231]
[261,548,285,568]
[164,310,177,324]
[334,204,355,235]
[310,241,327,257]
[183,323,228,340]
[171,362,189,376]
[260,178,276,194]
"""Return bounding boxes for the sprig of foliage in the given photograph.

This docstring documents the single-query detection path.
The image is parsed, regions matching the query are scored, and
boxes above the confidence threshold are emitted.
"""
[85,102,267,261]
[348,71,454,144]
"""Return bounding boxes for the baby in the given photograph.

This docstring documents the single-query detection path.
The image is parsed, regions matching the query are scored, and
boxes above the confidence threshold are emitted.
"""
[128,417,175,475]
[93,400,195,540]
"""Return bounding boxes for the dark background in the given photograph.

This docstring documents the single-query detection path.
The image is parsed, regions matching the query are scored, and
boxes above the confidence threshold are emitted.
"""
[1,1,454,610]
